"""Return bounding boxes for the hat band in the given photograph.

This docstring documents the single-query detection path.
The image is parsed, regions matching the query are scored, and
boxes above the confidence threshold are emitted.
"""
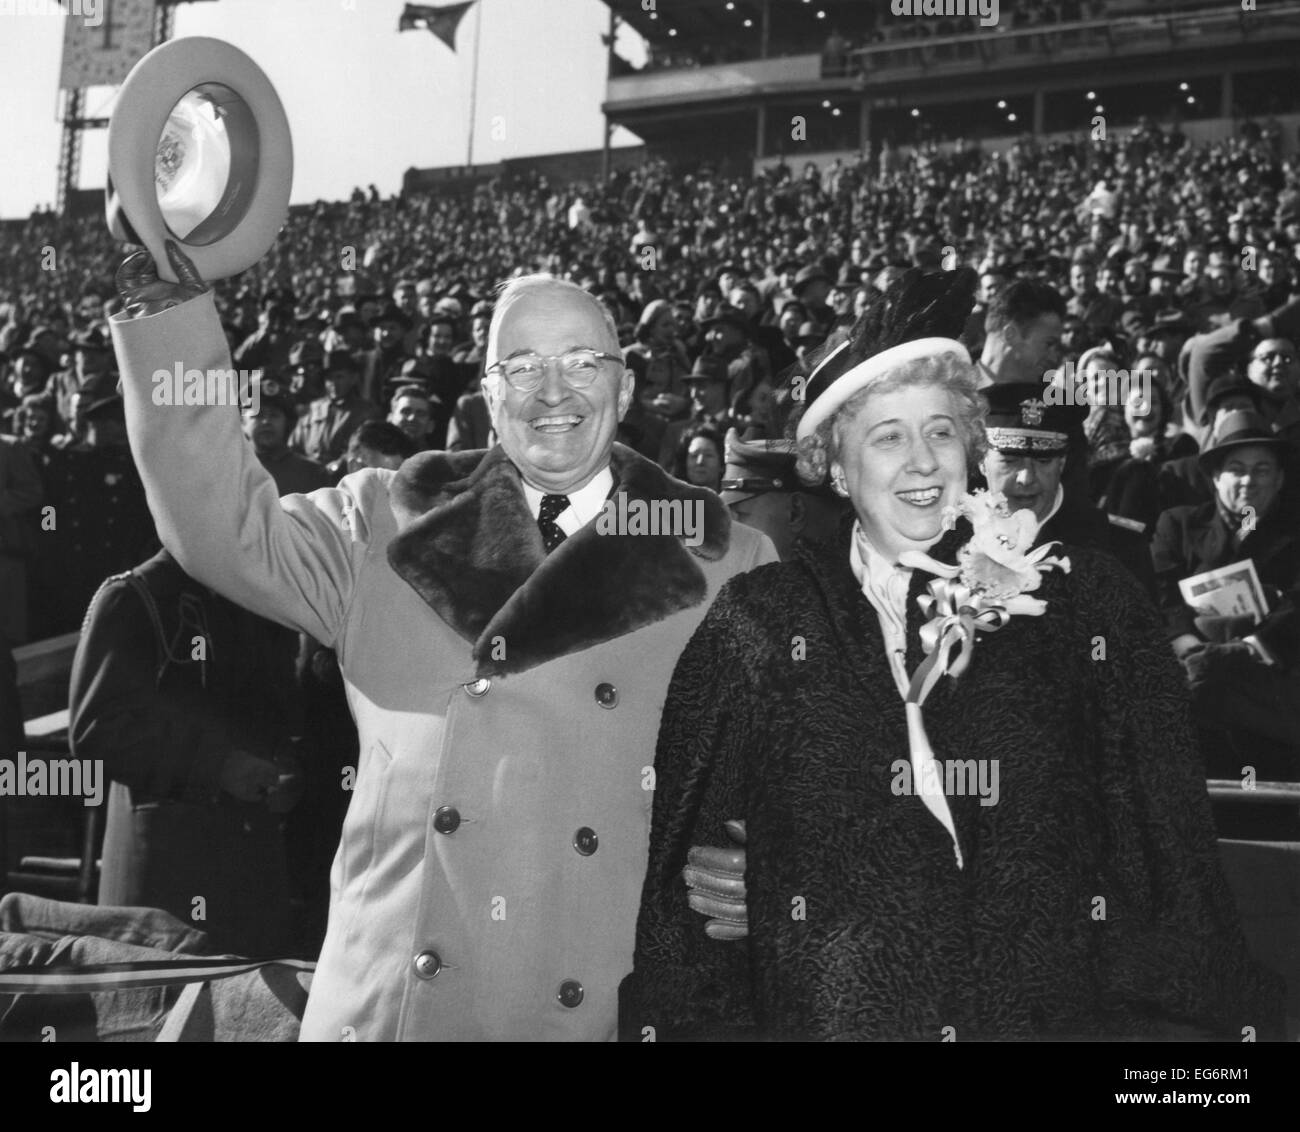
[721,476,788,493]
[796,337,971,440]
[986,427,1068,453]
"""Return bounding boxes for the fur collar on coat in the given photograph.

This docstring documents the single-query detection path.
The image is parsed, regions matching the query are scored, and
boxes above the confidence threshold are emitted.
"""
[386,443,732,677]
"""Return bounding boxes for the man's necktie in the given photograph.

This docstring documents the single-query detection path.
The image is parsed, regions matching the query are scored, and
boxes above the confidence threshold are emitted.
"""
[538,494,570,553]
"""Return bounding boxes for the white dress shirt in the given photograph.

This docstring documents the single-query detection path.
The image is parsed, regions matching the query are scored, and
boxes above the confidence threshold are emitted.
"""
[522,467,614,537]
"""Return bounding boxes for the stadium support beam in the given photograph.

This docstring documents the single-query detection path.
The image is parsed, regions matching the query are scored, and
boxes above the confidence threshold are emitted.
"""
[56,89,84,215]
[57,1,187,215]
[602,5,616,181]
[755,103,766,159]
[759,0,770,60]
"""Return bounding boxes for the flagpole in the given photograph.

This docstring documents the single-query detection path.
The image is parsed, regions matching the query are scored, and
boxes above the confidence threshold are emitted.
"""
[466,0,484,168]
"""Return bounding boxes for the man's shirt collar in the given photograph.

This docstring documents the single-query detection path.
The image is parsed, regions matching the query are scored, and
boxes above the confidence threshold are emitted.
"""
[522,466,614,535]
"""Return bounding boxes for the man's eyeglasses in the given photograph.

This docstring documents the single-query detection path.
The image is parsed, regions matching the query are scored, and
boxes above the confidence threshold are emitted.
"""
[487,349,623,393]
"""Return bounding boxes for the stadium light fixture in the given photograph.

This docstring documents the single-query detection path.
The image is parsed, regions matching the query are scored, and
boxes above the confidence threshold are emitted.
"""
[832,108,842,117]
[1179,82,1189,91]
[1187,96,1196,105]
[911,108,921,117]
[817,9,827,17]
[822,99,832,108]
[1095,104,1104,113]
[997,100,1006,109]
[668,27,677,36]
[1086,90,1095,100]
[1008,113,1017,122]
[744,18,753,27]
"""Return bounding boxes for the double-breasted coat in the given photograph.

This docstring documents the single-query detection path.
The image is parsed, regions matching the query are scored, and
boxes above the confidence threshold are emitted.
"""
[111,293,776,1041]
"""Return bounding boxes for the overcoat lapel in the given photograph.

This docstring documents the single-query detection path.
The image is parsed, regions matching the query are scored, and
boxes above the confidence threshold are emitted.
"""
[386,443,732,677]
[1189,504,1232,571]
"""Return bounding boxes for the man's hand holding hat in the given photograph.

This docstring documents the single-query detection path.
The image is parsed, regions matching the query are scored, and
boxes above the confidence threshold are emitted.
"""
[116,239,208,320]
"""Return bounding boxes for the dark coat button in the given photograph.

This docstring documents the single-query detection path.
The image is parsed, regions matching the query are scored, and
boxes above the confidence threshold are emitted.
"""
[434,806,461,835]
[594,682,618,708]
[573,827,598,856]
[557,979,584,1008]
[413,950,442,980]
[464,677,491,697]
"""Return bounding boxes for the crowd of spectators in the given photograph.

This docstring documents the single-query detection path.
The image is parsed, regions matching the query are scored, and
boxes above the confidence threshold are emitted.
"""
[2,118,1299,787]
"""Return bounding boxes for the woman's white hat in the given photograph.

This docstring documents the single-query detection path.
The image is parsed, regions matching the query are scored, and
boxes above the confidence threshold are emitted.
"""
[795,336,971,440]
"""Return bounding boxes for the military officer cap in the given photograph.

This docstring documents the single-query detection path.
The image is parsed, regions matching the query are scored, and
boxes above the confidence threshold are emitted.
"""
[982,382,1084,458]
[720,427,835,505]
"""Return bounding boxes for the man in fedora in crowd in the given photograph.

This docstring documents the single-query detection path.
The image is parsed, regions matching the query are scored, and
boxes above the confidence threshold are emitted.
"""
[361,303,416,404]
[791,265,834,336]
[111,243,777,1042]
[50,326,115,434]
[290,352,381,467]
[1151,410,1300,784]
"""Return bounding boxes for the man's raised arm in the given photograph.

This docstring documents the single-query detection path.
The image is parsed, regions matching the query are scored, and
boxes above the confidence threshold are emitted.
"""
[111,246,366,647]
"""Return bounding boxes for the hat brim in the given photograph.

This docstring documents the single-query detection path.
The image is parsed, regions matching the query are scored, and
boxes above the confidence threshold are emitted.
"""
[795,337,972,441]
[107,37,293,283]
[1197,434,1289,472]
[720,487,760,506]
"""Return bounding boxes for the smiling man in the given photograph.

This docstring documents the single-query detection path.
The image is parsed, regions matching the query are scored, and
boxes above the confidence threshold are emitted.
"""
[111,253,776,1042]
[979,382,1155,596]
[1151,411,1300,781]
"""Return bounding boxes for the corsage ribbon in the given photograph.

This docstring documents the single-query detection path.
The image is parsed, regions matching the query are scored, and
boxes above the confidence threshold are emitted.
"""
[891,494,1070,871]
[899,581,1018,871]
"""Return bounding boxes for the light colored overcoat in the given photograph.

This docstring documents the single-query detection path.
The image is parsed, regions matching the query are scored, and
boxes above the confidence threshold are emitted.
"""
[111,293,776,1040]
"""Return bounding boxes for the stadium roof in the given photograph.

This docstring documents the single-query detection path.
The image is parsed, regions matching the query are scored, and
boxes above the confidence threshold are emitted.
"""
[605,0,872,52]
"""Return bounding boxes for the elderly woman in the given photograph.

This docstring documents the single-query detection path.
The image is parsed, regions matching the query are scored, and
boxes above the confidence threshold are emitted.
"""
[623,270,1282,1041]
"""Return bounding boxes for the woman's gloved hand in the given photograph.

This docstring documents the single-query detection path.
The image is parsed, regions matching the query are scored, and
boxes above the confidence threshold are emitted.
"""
[683,819,748,941]
[115,239,208,320]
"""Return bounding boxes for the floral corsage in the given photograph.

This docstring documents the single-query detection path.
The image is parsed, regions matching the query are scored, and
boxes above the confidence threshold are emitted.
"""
[900,488,1071,694]
[891,491,1071,869]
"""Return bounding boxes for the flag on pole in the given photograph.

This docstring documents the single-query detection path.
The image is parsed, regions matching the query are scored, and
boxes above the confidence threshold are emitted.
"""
[398,2,477,52]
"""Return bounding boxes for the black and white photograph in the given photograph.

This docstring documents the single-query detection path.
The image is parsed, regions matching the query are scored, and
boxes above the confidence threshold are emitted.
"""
[0,0,1297,1105]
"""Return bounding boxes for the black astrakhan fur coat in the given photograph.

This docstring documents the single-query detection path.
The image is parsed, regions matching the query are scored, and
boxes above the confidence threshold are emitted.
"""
[622,519,1284,1041]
